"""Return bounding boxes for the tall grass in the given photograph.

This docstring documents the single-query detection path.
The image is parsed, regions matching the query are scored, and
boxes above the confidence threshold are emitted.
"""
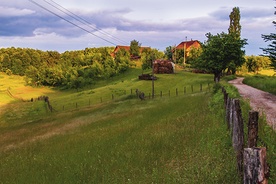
[243,75,276,95]
[220,79,276,183]
[0,94,240,183]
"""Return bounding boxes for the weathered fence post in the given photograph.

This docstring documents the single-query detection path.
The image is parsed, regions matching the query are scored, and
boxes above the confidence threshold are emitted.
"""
[100,97,103,103]
[225,96,232,130]
[232,99,244,177]
[131,89,133,95]
[200,84,202,92]
[160,91,162,97]
[247,111,259,148]
[191,85,193,93]
[176,88,178,96]
[112,94,114,100]
[244,147,269,184]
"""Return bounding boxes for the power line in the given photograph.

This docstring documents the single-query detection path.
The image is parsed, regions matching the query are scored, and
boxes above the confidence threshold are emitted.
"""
[29,0,118,46]
[46,0,128,45]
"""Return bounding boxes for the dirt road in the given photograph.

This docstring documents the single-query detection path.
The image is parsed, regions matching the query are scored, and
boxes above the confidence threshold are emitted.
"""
[229,78,276,130]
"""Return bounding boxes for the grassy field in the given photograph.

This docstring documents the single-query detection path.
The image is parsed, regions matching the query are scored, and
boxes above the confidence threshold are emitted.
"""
[0,67,265,183]
[243,75,276,95]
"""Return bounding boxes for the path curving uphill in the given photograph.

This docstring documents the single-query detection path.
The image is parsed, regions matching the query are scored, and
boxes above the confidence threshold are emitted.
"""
[229,78,276,130]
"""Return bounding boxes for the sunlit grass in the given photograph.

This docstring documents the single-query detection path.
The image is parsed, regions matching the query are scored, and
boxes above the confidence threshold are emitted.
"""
[0,94,240,183]
[243,75,276,95]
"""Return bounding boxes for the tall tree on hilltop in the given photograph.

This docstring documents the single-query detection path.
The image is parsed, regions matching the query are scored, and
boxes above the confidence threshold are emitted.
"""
[261,6,276,70]
[130,40,141,57]
[227,7,243,74]
[228,7,241,39]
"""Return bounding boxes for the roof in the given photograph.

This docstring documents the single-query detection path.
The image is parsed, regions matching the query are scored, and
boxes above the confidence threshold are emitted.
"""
[174,40,201,51]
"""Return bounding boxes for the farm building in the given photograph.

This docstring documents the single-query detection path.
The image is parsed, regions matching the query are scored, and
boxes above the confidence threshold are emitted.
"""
[174,40,201,55]
[153,60,175,74]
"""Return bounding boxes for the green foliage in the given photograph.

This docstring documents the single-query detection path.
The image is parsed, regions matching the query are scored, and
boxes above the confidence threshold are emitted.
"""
[243,75,276,95]
[141,48,161,71]
[164,46,173,60]
[245,55,271,73]
[261,7,276,70]
[130,39,141,57]
[192,32,246,82]
[0,47,132,89]
[228,7,241,39]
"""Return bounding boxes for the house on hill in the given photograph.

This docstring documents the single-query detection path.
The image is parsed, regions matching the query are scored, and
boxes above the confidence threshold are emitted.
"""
[111,45,150,59]
[174,40,201,53]
[173,40,201,64]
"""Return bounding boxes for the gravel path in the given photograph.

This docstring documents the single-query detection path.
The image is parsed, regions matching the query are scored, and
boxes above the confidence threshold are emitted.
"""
[229,78,276,130]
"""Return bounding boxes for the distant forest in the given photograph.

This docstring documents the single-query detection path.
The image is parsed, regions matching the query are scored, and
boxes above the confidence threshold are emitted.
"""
[0,47,132,89]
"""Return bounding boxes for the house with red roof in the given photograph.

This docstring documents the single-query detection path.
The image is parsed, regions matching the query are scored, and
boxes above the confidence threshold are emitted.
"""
[174,40,200,53]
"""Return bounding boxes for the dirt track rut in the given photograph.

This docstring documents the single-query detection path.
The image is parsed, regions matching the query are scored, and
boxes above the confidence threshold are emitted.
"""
[229,78,276,130]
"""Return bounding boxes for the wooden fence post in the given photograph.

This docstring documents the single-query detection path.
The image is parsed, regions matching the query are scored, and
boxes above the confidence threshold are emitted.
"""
[225,96,232,130]
[176,88,178,96]
[247,111,259,148]
[200,84,202,92]
[232,99,244,177]
[191,85,193,93]
[160,91,162,97]
[244,147,269,184]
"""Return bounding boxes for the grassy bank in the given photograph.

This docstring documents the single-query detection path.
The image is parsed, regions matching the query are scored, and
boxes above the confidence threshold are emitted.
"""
[0,94,239,183]
[0,68,242,183]
[243,75,276,95]
[220,79,276,183]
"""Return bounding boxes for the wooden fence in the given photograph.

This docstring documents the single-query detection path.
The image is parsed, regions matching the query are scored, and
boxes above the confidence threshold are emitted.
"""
[49,83,211,112]
[222,87,270,183]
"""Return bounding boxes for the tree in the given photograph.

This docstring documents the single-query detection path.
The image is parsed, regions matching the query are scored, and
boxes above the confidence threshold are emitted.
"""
[141,48,162,72]
[193,32,247,82]
[245,56,271,73]
[261,6,276,70]
[164,46,173,60]
[130,40,141,58]
[228,7,242,74]
[228,7,241,39]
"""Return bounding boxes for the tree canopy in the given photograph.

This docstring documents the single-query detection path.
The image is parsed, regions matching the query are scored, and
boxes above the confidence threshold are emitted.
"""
[191,32,247,82]
[0,47,131,89]
[261,7,276,70]
[130,40,141,58]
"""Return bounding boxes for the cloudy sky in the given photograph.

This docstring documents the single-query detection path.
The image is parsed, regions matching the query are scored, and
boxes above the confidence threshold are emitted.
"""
[0,0,275,55]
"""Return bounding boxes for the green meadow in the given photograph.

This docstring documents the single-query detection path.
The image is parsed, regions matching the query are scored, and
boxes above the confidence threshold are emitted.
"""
[1,67,274,183]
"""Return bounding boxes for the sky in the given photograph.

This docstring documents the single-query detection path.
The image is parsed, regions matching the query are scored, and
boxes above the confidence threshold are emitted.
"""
[0,0,275,55]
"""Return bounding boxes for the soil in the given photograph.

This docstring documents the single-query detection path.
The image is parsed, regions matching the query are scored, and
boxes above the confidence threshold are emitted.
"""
[229,78,276,130]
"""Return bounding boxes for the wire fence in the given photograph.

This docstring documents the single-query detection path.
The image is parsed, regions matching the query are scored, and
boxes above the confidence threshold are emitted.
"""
[47,83,212,112]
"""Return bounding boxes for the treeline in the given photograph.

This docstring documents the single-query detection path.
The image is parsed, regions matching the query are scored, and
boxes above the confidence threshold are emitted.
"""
[0,47,132,89]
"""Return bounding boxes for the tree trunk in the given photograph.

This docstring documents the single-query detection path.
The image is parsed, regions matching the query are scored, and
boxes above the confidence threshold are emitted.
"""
[214,71,221,83]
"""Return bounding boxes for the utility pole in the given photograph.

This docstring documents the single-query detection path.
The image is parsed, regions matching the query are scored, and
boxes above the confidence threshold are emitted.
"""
[152,59,155,98]
[183,36,187,65]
